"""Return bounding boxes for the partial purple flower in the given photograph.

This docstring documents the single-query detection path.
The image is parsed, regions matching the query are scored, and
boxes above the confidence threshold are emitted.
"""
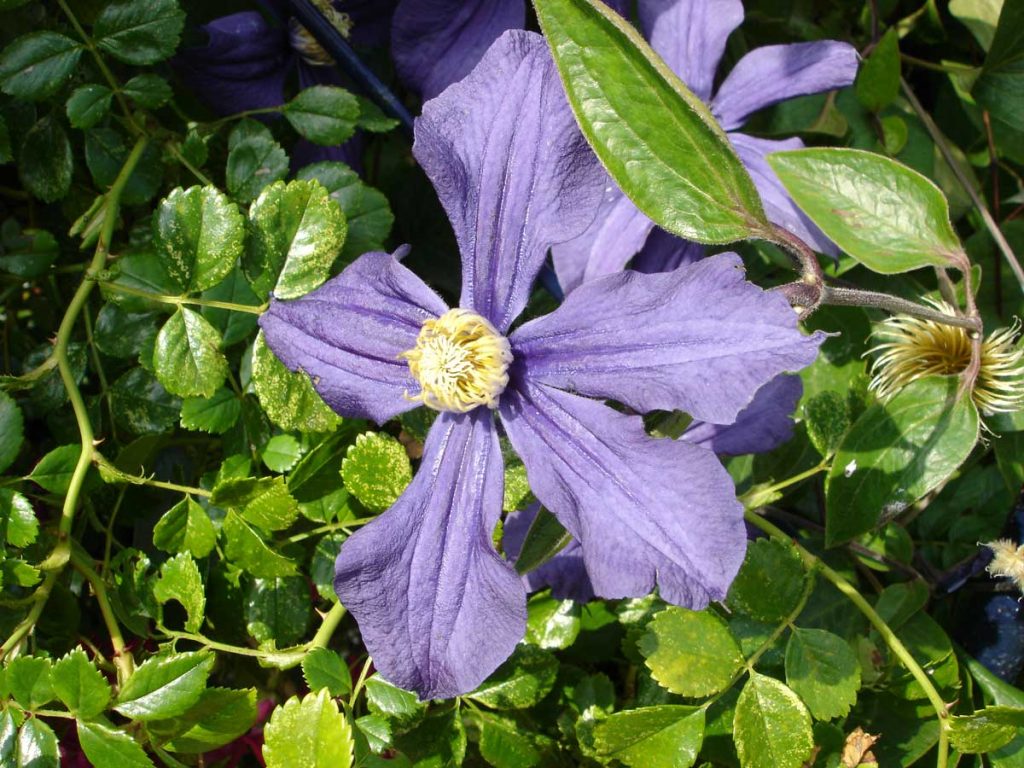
[259,31,824,699]
[552,0,859,293]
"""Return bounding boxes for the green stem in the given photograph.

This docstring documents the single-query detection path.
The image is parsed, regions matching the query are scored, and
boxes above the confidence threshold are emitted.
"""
[99,281,267,315]
[310,602,347,649]
[744,510,950,768]
[94,454,212,497]
[70,547,134,683]
[738,460,829,508]
[164,140,214,186]
[0,572,56,660]
[348,656,373,711]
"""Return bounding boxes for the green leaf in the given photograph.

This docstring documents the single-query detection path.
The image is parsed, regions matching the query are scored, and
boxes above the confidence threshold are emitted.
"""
[302,647,353,697]
[725,539,807,623]
[0,389,23,474]
[14,718,58,768]
[153,185,246,293]
[474,712,543,768]
[153,307,228,398]
[115,651,213,721]
[469,645,558,710]
[964,655,1024,767]
[639,608,743,697]
[110,367,181,435]
[803,390,851,458]
[855,29,901,112]
[211,476,300,531]
[593,706,704,768]
[222,510,297,577]
[784,628,860,720]
[263,434,302,473]
[283,86,360,146]
[950,706,1024,753]
[733,673,814,768]
[28,444,80,495]
[202,267,261,347]
[85,127,162,206]
[122,74,172,108]
[226,120,289,204]
[161,687,259,753]
[78,719,155,768]
[153,497,216,558]
[5,656,54,709]
[950,0,1004,49]
[94,303,158,359]
[825,377,979,545]
[767,148,963,273]
[263,690,354,768]
[180,388,241,434]
[19,116,72,203]
[0,32,82,100]
[0,710,15,764]
[51,649,111,719]
[252,331,341,433]
[244,179,347,300]
[311,532,347,599]
[365,676,427,729]
[533,0,768,244]
[974,1,1024,149]
[103,251,177,313]
[355,96,400,133]
[94,0,185,65]
[1,490,37,548]
[526,591,581,650]
[514,507,570,575]
[393,705,467,766]
[67,84,113,129]
[244,576,311,645]
[153,553,206,633]
[0,226,59,278]
[341,432,412,512]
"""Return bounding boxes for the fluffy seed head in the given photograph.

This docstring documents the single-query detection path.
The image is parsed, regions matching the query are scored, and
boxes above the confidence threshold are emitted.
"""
[984,539,1024,593]
[288,2,352,67]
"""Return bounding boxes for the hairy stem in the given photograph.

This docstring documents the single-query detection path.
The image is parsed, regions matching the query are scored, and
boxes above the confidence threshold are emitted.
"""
[823,286,982,332]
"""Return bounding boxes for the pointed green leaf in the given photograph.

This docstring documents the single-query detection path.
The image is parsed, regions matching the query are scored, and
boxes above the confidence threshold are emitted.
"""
[514,507,570,576]
[0,32,82,100]
[973,1,1024,146]
[15,718,58,768]
[244,576,311,645]
[122,74,171,108]
[0,710,15,764]
[365,676,427,728]
[1,490,37,548]
[226,120,288,204]
[341,432,412,512]
[77,718,155,768]
[283,86,359,146]
[767,148,963,273]
[211,476,299,531]
[726,539,807,623]
[252,331,341,433]
[302,647,353,697]
[20,116,72,203]
[153,497,216,558]
[67,84,113,129]
[638,608,743,697]
[5,656,54,710]
[593,706,704,768]
[733,673,814,768]
[533,0,768,244]
[153,553,206,633]
[222,510,297,577]
[855,29,901,112]
[162,687,259,753]
[0,389,24,474]
[51,649,111,719]
[263,690,353,768]
[474,711,544,768]
[114,652,214,721]
[526,591,581,650]
[469,645,558,710]
[950,706,1024,753]
[94,0,185,65]
[784,628,860,720]
[110,367,181,435]
[153,307,228,398]
[28,444,80,495]
[262,434,302,473]
[180,388,241,434]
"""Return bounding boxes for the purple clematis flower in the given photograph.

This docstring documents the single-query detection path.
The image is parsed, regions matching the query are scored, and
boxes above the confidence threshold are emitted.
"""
[259,31,825,699]
[552,0,859,293]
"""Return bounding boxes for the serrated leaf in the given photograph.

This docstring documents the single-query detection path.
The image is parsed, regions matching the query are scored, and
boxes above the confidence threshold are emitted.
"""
[262,434,302,473]
[768,148,963,273]
[222,510,297,577]
[252,331,341,433]
[784,628,860,720]
[1,490,37,548]
[0,710,15,764]
[341,432,411,512]
[365,676,426,728]
[526,591,581,650]
[593,706,704,768]
[825,377,979,545]
[15,718,58,768]
[244,179,347,300]
[153,185,245,293]
[0,226,59,279]
[180,388,241,434]
[211,476,299,531]
[469,645,558,710]
[726,539,807,623]
[733,673,814,768]
[638,608,743,698]
[153,497,216,558]
[115,652,213,721]
[803,390,851,457]
[110,367,181,435]
[66,84,112,129]
[263,690,353,768]
[51,649,111,719]
[94,303,159,359]
[122,73,171,108]
[28,444,80,495]
[20,116,72,203]
[244,576,311,645]
[226,120,288,204]
[94,0,185,65]
[5,656,54,709]
[153,307,228,398]
[153,553,206,633]
[0,389,24,474]
[394,705,467,766]
[475,711,543,768]
[283,86,360,146]
[85,127,162,206]
[949,706,1024,753]
[534,0,768,244]
[162,687,258,753]
[356,714,392,754]
[0,32,82,100]
[78,718,155,767]
[302,647,353,697]
[855,29,900,112]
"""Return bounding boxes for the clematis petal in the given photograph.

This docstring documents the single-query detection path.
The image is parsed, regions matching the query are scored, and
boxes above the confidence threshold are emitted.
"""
[712,41,859,131]
[174,12,291,115]
[638,0,744,102]
[728,133,837,256]
[392,0,525,100]
[500,381,746,607]
[551,184,656,295]
[683,374,803,454]
[503,505,595,602]
[510,252,824,424]
[632,227,706,274]
[334,411,526,700]
[414,30,604,332]
[258,250,448,424]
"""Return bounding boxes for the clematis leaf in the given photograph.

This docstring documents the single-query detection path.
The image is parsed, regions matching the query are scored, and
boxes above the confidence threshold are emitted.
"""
[733,673,814,768]
[153,308,228,398]
[855,28,901,112]
[592,705,704,768]
[534,0,769,244]
[767,148,964,273]
[825,376,979,546]
[973,0,1024,157]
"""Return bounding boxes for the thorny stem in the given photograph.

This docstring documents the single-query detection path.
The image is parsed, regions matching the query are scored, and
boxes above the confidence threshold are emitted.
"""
[94,454,213,498]
[70,547,134,683]
[99,281,267,315]
[744,510,951,768]
[310,602,347,649]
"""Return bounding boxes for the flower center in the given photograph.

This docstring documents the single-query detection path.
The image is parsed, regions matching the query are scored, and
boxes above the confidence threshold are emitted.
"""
[401,309,512,413]
[288,2,352,67]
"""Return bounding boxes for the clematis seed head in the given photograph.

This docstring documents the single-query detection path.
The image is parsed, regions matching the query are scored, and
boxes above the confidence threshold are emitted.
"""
[984,539,1024,593]
[401,308,512,413]
[288,1,352,67]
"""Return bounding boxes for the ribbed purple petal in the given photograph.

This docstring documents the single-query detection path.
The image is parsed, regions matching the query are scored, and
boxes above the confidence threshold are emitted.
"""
[638,0,743,102]
[258,251,448,424]
[334,411,525,699]
[510,253,824,424]
[683,374,803,454]
[392,0,525,100]
[174,12,291,115]
[729,133,837,256]
[500,381,746,607]
[551,184,655,294]
[632,227,706,274]
[503,505,595,602]
[712,41,859,131]
[413,30,604,332]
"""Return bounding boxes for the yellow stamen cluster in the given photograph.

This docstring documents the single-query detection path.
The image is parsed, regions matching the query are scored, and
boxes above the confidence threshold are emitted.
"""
[867,299,1024,415]
[984,539,1024,593]
[288,1,352,67]
[401,309,512,414]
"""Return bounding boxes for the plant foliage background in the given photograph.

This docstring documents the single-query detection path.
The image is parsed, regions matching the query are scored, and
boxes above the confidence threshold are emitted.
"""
[0,0,1023,766]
